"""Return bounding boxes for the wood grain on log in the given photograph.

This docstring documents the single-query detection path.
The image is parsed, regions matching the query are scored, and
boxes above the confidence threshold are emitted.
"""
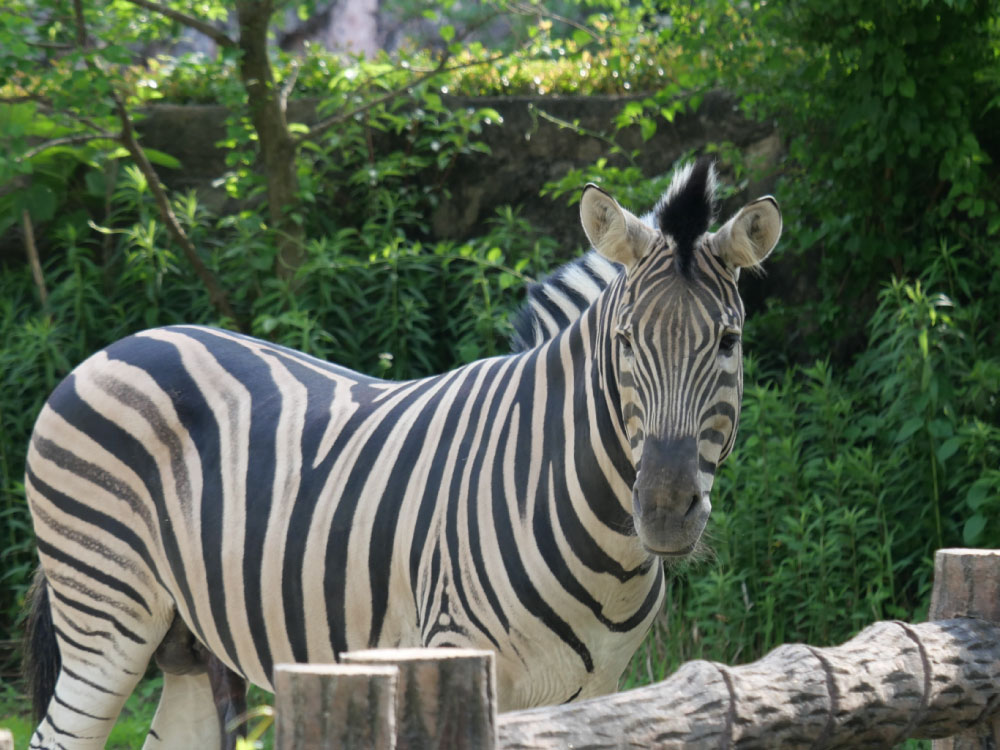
[342,648,497,750]
[273,663,397,750]
[498,618,1000,750]
[929,548,1000,750]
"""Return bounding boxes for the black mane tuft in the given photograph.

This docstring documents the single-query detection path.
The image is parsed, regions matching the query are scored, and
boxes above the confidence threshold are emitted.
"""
[653,158,718,275]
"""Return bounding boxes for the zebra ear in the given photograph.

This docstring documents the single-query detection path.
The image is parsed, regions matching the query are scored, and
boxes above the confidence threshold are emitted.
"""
[580,184,656,272]
[710,196,782,272]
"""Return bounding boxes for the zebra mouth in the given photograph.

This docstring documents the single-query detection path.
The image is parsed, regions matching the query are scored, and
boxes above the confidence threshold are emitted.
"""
[642,541,697,558]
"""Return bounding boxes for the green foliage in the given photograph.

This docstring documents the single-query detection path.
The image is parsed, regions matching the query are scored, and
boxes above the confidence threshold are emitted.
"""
[652,0,1000,352]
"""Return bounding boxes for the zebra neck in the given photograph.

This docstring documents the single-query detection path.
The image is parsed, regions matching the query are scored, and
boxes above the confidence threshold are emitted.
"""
[525,293,641,566]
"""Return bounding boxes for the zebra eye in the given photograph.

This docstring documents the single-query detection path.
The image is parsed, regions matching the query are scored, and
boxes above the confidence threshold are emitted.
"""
[616,329,633,353]
[719,332,740,354]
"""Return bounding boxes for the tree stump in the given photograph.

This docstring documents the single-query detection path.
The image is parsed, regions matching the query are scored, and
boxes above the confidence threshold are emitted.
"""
[273,663,398,750]
[0,728,13,750]
[929,548,1000,750]
[341,647,497,750]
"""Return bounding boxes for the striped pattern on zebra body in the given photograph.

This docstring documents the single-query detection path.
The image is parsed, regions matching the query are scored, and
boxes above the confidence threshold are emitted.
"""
[23,159,782,749]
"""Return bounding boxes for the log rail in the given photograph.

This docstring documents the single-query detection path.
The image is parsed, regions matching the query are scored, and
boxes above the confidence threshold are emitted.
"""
[273,548,1000,749]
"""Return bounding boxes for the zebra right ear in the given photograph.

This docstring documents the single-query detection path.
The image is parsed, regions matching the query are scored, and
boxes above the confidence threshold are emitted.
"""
[580,184,656,273]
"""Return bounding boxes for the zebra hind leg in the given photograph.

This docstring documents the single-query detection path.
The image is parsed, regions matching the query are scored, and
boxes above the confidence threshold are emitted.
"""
[143,669,222,750]
[26,573,166,750]
[207,654,248,750]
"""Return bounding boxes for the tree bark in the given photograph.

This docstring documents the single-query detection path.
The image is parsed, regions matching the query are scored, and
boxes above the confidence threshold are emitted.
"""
[273,663,398,750]
[342,648,497,750]
[235,0,304,278]
[929,549,1000,750]
[497,618,1000,750]
[326,0,380,57]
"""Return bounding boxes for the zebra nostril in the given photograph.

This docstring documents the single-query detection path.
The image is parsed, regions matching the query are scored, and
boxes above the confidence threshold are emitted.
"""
[684,494,701,518]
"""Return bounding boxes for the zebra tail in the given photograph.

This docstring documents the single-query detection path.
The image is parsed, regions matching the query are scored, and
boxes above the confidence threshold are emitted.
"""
[23,566,60,724]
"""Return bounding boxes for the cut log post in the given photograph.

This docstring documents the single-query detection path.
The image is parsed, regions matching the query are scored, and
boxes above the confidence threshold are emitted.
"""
[497,618,1000,749]
[273,663,398,750]
[0,728,13,750]
[929,548,1000,750]
[341,647,497,750]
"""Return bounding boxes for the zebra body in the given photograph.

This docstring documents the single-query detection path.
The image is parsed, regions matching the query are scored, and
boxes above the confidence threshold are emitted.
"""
[25,161,781,749]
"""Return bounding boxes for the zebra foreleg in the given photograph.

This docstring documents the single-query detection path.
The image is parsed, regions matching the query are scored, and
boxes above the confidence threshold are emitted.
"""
[150,612,247,750]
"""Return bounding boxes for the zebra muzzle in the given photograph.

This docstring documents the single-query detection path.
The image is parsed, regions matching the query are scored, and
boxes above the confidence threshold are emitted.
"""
[632,437,711,556]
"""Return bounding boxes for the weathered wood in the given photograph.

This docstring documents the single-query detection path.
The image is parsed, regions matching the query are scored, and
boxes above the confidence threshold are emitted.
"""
[497,618,1000,749]
[929,548,1000,750]
[342,647,497,750]
[0,728,13,750]
[273,663,397,750]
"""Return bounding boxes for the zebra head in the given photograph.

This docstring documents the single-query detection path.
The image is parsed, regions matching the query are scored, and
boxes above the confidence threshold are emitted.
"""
[580,161,781,557]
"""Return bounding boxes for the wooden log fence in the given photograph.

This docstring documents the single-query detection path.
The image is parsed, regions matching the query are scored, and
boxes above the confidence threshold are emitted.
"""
[274,549,1000,749]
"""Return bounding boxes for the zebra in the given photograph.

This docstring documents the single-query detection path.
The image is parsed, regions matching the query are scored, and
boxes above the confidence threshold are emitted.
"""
[23,159,781,749]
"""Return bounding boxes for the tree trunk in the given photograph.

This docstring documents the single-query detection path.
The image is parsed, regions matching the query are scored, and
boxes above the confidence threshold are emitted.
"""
[497,618,1000,750]
[235,0,304,278]
[326,0,380,56]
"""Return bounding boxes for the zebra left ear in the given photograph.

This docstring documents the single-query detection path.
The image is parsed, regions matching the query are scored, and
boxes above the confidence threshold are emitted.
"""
[711,196,782,272]
[580,184,657,273]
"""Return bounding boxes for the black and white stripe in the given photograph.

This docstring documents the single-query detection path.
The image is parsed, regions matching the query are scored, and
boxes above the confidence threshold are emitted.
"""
[24,160,781,749]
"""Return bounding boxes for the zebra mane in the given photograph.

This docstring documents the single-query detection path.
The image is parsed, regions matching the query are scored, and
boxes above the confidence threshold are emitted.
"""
[509,250,620,353]
[509,160,718,353]
[651,158,718,277]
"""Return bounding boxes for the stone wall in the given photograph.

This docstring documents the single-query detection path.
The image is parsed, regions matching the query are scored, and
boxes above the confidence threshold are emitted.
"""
[135,91,781,255]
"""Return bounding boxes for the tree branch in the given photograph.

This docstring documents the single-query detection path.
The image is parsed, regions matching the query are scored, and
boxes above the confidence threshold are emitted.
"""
[67,0,240,325]
[507,1,605,43]
[109,87,240,326]
[22,210,48,306]
[120,0,237,49]
[19,133,116,162]
[298,50,509,146]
